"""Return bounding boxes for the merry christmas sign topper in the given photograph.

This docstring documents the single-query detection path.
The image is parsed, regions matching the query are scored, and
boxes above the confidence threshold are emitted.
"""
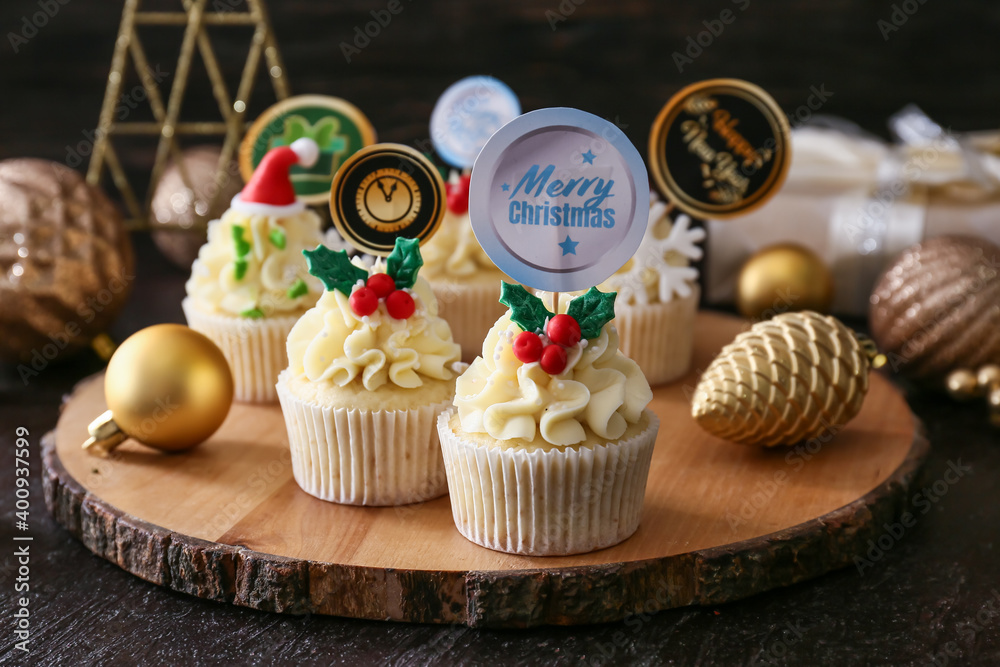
[469,108,649,293]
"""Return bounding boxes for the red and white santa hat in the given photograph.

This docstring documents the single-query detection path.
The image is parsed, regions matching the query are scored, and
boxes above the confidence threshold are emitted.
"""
[231,138,319,216]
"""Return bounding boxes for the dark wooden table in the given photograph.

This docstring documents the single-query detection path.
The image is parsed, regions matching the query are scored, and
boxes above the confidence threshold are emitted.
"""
[2,1,1000,664]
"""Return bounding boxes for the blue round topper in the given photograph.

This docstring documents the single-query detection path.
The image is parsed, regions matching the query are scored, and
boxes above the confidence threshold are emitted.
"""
[469,108,650,293]
[430,76,521,169]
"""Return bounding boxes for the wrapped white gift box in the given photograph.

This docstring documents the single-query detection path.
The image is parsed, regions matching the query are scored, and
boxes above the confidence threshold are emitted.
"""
[704,107,1000,316]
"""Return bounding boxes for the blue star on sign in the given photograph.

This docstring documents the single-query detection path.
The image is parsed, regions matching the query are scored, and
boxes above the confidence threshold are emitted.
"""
[558,235,579,256]
[581,150,596,165]
[501,183,510,192]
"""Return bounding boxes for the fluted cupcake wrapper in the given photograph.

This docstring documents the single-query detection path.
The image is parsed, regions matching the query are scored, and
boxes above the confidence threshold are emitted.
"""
[615,285,699,386]
[438,410,659,556]
[276,370,451,506]
[430,280,507,363]
[182,298,297,403]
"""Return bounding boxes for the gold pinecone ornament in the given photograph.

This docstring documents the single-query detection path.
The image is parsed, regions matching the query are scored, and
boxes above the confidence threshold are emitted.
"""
[692,311,871,447]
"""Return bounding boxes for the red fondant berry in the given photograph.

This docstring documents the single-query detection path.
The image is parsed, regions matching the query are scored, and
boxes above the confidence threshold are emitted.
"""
[385,289,416,319]
[513,331,543,364]
[350,286,378,317]
[445,174,471,214]
[540,344,568,375]
[367,272,396,299]
[547,314,581,348]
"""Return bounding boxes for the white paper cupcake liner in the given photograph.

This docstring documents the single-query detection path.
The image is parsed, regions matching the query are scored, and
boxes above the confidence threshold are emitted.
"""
[438,410,659,556]
[182,298,297,403]
[276,370,451,506]
[615,285,700,386]
[430,280,506,363]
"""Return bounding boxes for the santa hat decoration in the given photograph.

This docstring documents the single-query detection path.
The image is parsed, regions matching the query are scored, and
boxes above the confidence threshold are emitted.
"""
[231,138,320,216]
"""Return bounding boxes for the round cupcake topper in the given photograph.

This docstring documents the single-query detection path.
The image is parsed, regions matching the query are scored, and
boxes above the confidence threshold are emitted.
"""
[649,79,790,220]
[240,95,377,205]
[431,76,521,169]
[329,144,446,256]
[469,107,649,293]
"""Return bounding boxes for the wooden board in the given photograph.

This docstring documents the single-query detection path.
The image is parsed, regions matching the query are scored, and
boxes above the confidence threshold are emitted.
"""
[42,312,928,628]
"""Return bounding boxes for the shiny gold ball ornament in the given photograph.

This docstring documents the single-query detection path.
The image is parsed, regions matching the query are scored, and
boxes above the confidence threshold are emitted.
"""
[869,235,1000,381]
[691,311,872,447]
[150,146,243,269]
[0,159,134,364]
[736,243,834,320]
[83,324,234,457]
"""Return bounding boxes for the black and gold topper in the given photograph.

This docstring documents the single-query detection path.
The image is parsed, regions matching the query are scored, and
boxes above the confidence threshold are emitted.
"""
[330,144,445,256]
[649,79,791,220]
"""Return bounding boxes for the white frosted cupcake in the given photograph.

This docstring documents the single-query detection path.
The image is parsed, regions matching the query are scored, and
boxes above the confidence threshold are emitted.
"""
[439,284,658,556]
[277,238,463,506]
[184,139,324,402]
[598,193,704,385]
[421,172,509,362]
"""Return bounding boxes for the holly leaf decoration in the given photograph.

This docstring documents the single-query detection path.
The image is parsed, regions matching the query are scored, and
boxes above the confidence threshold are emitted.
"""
[386,237,423,289]
[567,287,618,340]
[500,283,553,334]
[303,245,367,296]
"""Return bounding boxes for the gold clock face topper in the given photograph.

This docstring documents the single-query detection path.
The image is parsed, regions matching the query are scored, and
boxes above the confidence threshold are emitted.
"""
[330,144,445,256]
[649,79,790,220]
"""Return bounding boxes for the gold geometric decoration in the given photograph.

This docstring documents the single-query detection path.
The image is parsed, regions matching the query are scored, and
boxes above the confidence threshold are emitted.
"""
[86,0,290,231]
[691,311,872,447]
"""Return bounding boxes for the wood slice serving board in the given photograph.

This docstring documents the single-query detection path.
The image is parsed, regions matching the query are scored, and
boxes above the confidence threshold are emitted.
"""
[42,312,928,628]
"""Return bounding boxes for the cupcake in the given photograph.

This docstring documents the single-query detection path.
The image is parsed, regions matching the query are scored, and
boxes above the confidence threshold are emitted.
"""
[184,139,325,403]
[420,172,509,362]
[439,283,658,556]
[597,192,705,385]
[277,237,463,506]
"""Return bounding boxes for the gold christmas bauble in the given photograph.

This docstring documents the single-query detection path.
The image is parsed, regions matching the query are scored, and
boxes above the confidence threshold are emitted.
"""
[691,311,870,447]
[84,324,234,456]
[150,146,243,269]
[737,243,834,320]
[869,235,1000,381]
[0,159,134,364]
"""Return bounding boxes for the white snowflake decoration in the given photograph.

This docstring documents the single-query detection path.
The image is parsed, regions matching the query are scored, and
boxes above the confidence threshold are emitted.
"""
[603,195,705,305]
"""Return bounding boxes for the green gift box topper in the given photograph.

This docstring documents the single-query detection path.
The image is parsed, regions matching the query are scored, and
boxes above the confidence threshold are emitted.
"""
[267,115,351,195]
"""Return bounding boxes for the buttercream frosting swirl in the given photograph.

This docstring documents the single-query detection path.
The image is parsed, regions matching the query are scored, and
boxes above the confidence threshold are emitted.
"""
[186,208,324,316]
[420,209,502,279]
[286,262,461,391]
[455,310,653,447]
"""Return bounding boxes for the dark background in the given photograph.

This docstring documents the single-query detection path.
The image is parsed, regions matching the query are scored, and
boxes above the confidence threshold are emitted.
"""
[2,0,1000,665]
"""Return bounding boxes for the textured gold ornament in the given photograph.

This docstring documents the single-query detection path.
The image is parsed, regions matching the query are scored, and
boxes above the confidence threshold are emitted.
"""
[83,324,234,457]
[691,311,871,447]
[0,159,134,364]
[736,243,834,320]
[869,235,1000,380]
[150,146,243,268]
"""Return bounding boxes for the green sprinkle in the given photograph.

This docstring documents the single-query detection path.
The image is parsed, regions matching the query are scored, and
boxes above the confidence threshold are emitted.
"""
[231,225,251,258]
[269,228,287,250]
[287,278,308,299]
[233,258,248,281]
[239,307,265,319]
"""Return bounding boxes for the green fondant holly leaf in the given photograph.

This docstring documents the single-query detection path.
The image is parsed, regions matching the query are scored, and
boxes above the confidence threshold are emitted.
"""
[386,237,423,289]
[567,287,617,340]
[287,278,308,299]
[232,225,251,258]
[500,283,553,334]
[269,227,287,250]
[303,245,367,295]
